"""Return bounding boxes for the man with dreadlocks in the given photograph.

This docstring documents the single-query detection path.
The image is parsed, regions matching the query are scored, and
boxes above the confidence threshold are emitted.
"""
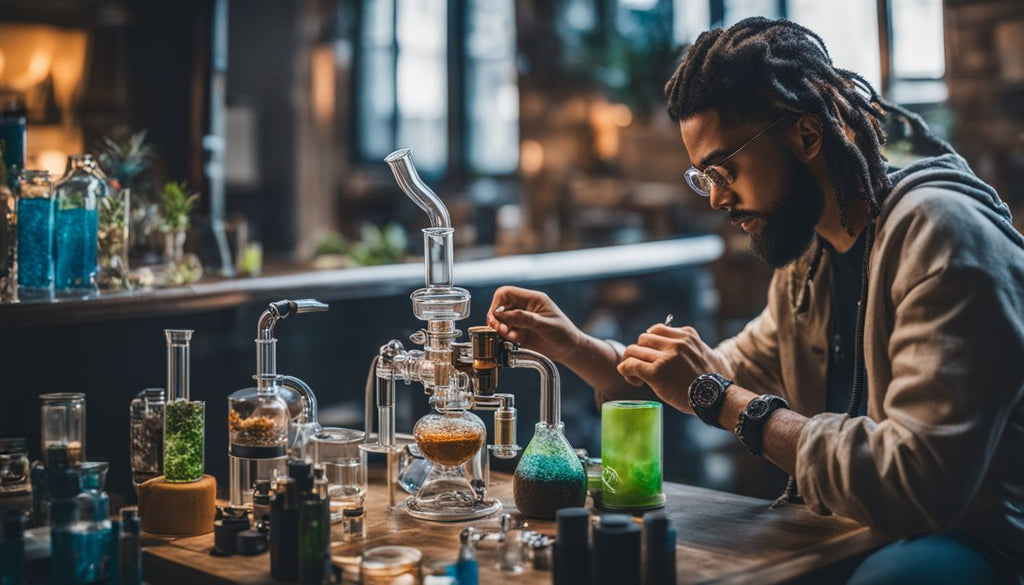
[487,17,1024,584]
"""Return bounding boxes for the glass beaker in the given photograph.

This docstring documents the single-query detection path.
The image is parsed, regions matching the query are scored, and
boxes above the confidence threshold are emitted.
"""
[310,427,366,522]
[597,400,665,511]
[360,545,422,585]
[408,410,491,521]
[512,422,587,519]
[40,393,86,466]
[15,170,54,299]
[129,388,165,489]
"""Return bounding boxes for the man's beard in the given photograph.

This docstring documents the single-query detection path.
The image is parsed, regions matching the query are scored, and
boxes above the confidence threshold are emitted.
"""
[737,150,825,269]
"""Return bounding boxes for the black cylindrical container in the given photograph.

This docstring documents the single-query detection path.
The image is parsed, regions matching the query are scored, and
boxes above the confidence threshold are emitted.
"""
[593,514,641,585]
[643,512,676,585]
[553,507,591,585]
[270,478,299,581]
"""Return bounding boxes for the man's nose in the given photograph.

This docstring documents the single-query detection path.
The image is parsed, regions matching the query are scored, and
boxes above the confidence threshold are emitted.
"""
[709,184,736,211]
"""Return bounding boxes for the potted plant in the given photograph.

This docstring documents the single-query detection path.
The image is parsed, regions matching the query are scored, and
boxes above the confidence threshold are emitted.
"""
[159,181,202,285]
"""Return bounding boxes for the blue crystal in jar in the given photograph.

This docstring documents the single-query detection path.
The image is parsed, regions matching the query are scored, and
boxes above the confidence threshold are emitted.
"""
[16,170,55,296]
[54,156,105,294]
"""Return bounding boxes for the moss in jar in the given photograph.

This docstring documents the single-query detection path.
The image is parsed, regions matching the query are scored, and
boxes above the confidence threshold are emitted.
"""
[164,400,205,482]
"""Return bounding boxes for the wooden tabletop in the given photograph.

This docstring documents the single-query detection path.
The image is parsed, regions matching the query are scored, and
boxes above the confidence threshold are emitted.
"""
[142,470,889,585]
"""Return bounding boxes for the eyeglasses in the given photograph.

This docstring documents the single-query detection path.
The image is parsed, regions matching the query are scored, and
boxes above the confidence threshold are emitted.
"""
[684,117,786,197]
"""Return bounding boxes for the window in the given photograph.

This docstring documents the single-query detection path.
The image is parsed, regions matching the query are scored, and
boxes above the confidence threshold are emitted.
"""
[355,0,519,177]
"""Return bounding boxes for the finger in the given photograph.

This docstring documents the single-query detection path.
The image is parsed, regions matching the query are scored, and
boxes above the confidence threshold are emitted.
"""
[635,333,680,352]
[622,344,664,363]
[493,308,539,329]
[645,323,702,341]
[617,356,656,385]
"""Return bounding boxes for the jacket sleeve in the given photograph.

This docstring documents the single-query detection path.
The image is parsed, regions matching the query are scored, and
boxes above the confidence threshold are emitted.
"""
[796,260,1024,537]
[715,271,787,398]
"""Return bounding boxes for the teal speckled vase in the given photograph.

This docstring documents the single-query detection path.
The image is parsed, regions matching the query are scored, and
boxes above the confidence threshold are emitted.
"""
[512,422,586,519]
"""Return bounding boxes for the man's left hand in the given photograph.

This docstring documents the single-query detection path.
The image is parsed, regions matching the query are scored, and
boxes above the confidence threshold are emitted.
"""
[617,324,731,414]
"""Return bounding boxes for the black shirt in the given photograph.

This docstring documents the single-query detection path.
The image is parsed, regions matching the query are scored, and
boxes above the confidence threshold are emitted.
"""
[823,231,869,416]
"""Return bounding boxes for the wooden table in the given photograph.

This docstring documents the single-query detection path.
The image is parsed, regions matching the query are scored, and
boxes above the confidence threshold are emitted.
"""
[142,470,889,584]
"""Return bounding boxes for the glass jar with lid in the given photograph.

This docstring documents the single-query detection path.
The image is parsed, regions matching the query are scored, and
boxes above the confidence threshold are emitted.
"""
[15,170,55,299]
[227,381,290,506]
[129,388,165,489]
[0,438,30,496]
[40,393,86,466]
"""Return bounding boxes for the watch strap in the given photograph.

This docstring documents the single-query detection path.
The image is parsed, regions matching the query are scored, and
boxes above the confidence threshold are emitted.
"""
[735,394,790,456]
[688,373,734,429]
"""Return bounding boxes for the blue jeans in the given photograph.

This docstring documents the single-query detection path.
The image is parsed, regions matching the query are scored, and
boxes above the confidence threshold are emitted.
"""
[848,531,1018,585]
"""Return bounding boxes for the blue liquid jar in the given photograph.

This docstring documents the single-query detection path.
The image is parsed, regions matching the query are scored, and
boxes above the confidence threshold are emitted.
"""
[73,461,112,584]
[16,170,55,299]
[53,155,105,295]
[1,509,28,585]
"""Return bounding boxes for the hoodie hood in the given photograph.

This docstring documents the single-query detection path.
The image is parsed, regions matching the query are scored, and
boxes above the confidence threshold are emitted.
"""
[881,153,1024,250]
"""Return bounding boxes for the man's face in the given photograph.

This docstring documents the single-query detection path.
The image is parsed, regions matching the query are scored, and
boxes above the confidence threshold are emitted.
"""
[680,109,824,269]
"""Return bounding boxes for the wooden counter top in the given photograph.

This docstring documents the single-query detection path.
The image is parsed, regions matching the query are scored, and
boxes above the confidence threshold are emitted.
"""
[142,469,889,584]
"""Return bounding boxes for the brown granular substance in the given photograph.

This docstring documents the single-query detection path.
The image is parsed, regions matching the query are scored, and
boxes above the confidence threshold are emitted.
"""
[228,410,282,446]
[415,428,484,467]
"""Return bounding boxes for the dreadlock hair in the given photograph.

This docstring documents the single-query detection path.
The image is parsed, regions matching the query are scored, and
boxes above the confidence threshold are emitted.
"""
[664,17,955,232]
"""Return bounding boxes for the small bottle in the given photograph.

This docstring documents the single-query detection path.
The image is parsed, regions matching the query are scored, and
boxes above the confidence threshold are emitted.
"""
[119,509,142,585]
[297,462,331,585]
[554,507,591,585]
[643,511,676,585]
[270,477,299,581]
[252,480,272,532]
[455,529,479,585]
[48,467,81,585]
[341,506,365,543]
[74,461,113,583]
[593,514,641,585]
[1,509,28,585]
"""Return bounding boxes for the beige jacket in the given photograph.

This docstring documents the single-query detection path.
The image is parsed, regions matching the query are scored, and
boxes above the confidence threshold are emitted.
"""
[717,155,1024,551]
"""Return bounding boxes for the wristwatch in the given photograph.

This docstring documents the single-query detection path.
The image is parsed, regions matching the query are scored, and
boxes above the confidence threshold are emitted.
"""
[688,373,734,429]
[735,394,790,456]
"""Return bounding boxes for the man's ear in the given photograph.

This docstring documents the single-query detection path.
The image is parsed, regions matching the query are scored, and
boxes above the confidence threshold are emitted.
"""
[787,114,824,162]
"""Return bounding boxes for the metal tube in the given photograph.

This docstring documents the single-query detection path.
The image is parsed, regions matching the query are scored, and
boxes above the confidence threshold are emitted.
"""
[278,375,317,426]
[508,348,560,426]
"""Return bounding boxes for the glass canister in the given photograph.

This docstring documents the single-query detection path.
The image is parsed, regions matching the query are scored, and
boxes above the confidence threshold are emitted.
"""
[97,187,132,293]
[40,393,86,466]
[163,329,205,483]
[53,155,105,295]
[0,438,30,496]
[15,170,55,300]
[597,400,665,511]
[129,388,165,489]
[227,384,290,507]
[512,422,587,519]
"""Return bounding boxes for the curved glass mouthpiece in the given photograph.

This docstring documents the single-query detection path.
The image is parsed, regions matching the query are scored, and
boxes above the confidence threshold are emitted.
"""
[385,149,451,229]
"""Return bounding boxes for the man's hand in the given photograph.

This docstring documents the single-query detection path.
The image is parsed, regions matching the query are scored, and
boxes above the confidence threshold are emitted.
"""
[486,286,585,364]
[617,324,731,414]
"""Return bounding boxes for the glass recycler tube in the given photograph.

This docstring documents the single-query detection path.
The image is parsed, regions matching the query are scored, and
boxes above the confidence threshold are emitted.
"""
[163,329,205,483]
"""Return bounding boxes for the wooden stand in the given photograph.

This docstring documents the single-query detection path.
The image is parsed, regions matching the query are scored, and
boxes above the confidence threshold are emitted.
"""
[138,474,217,536]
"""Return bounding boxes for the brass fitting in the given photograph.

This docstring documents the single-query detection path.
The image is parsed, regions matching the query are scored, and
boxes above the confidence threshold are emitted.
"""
[469,326,501,395]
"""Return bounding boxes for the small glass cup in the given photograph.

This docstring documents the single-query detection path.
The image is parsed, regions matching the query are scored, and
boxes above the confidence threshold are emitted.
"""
[40,393,86,466]
[311,427,366,521]
[360,545,422,585]
[597,400,665,511]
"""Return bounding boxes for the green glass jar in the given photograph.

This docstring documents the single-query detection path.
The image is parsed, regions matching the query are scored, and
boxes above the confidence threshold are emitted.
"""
[597,400,665,511]
[512,422,586,519]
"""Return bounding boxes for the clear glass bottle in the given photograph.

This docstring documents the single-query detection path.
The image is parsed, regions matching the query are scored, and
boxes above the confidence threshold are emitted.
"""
[73,461,113,583]
[163,330,205,483]
[0,438,30,497]
[97,187,131,293]
[40,393,86,466]
[228,383,289,507]
[53,155,104,295]
[15,170,54,300]
[48,466,80,585]
[118,508,142,585]
[129,388,165,489]
[512,422,587,519]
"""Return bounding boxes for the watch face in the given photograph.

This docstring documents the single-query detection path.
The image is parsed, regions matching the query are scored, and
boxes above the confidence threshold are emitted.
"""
[691,378,721,409]
[747,397,770,421]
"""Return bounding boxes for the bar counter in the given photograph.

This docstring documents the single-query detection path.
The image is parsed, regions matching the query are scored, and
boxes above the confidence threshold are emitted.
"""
[143,469,889,584]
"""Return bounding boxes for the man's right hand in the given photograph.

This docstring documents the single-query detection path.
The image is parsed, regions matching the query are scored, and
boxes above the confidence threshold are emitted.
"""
[486,286,585,364]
